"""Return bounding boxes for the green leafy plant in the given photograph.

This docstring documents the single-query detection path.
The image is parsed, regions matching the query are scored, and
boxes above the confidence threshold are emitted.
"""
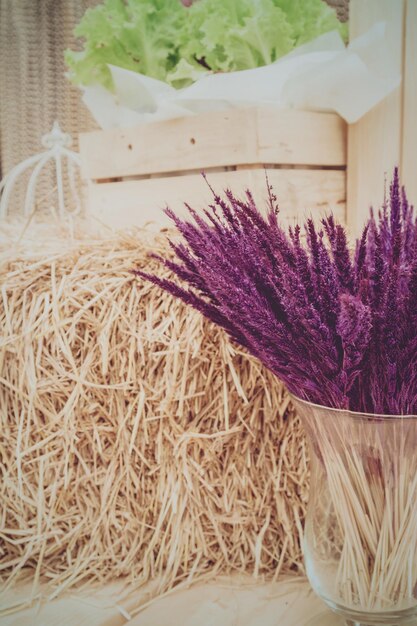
[65,0,347,91]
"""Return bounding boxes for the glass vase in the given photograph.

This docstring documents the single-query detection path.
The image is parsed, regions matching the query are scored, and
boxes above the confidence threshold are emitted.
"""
[291,394,417,626]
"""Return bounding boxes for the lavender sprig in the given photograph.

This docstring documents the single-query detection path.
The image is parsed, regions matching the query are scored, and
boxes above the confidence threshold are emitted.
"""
[136,169,416,415]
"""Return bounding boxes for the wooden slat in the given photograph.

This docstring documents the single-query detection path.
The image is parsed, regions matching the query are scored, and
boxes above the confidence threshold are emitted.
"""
[86,169,345,230]
[347,0,405,237]
[79,108,346,181]
[402,0,417,207]
[256,109,346,166]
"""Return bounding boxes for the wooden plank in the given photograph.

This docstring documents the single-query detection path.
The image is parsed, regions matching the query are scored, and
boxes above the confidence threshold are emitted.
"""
[79,108,346,181]
[86,169,345,230]
[402,0,417,207]
[256,109,346,167]
[347,0,405,237]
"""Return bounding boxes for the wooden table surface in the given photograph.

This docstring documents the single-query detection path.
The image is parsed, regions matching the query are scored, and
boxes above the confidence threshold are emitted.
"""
[0,577,344,626]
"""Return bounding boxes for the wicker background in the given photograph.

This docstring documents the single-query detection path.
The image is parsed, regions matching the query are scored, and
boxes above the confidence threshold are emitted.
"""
[0,0,348,212]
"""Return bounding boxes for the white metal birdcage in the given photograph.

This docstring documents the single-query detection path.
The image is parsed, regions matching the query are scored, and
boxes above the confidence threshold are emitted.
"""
[0,121,83,220]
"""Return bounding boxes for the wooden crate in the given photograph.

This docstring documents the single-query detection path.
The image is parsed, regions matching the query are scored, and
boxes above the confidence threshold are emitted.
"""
[80,107,347,229]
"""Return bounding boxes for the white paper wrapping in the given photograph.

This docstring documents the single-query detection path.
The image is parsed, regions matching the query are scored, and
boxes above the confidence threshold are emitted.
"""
[82,23,400,129]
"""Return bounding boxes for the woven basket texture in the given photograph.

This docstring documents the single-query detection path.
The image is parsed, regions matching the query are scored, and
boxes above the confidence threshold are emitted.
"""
[0,0,100,214]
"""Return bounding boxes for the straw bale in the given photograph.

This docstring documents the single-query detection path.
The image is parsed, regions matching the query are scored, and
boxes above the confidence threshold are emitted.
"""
[0,226,309,615]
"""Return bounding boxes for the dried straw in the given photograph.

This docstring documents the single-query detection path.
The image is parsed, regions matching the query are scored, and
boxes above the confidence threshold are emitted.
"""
[0,226,309,616]
[294,398,417,615]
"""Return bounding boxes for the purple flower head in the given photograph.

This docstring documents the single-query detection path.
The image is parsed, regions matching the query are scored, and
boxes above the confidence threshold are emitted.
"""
[337,294,372,400]
[135,170,417,415]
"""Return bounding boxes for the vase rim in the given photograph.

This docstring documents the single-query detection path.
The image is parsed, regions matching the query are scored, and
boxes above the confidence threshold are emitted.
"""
[289,392,417,420]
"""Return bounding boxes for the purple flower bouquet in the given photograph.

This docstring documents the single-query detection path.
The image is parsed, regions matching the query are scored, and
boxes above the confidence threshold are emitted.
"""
[136,170,417,624]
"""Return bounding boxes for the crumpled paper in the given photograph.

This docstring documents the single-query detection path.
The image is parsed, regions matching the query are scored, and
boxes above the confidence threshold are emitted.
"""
[82,22,400,129]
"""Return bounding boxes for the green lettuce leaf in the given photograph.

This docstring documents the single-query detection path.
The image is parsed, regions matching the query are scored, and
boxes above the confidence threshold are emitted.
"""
[274,0,348,45]
[66,0,186,90]
[65,0,347,90]
[178,0,294,74]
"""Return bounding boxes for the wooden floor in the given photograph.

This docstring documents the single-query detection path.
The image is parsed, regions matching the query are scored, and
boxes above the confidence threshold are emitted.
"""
[0,576,343,626]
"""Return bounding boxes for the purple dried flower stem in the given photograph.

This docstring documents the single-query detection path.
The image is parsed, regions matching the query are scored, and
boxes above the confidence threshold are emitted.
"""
[135,168,416,415]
